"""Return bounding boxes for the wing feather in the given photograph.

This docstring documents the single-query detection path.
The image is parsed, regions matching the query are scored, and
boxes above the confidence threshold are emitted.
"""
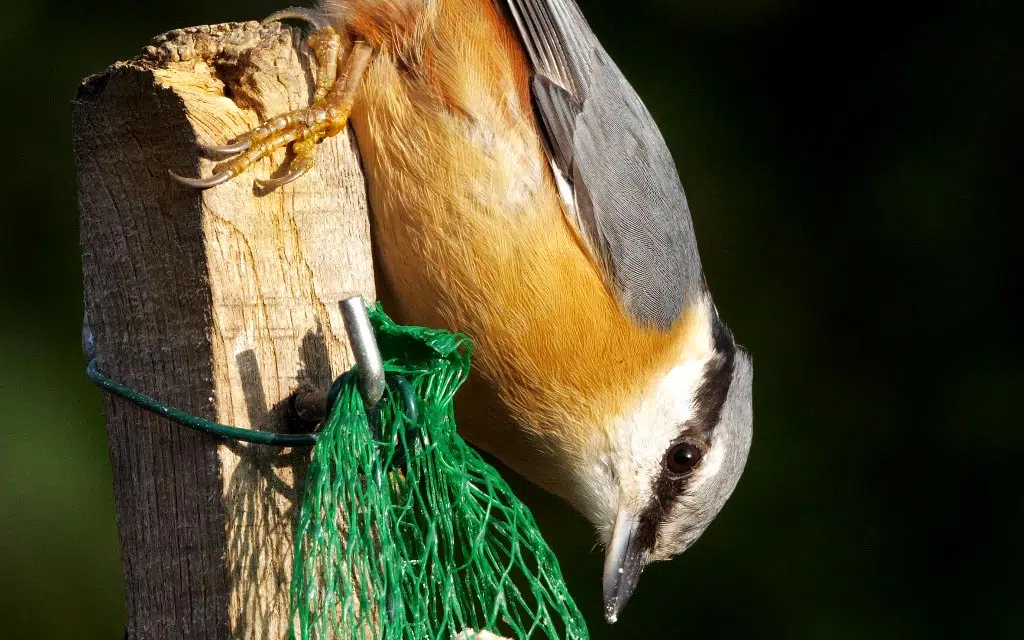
[501,0,705,328]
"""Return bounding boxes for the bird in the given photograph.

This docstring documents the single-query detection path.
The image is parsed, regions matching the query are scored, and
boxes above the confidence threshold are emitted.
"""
[170,0,753,623]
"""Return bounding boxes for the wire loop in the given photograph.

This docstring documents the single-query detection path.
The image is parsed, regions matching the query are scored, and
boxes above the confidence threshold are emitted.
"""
[85,296,419,449]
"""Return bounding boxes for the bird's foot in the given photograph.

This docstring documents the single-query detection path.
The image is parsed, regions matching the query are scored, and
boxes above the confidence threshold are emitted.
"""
[170,9,372,190]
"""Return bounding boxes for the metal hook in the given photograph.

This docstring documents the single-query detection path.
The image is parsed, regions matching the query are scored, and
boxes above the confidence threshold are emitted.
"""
[291,295,387,424]
[339,296,386,413]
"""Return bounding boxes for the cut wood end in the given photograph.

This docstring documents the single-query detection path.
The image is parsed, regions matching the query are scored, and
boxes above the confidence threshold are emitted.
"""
[75,20,314,122]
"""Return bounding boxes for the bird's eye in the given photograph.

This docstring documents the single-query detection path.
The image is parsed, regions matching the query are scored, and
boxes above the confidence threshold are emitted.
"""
[665,442,703,477]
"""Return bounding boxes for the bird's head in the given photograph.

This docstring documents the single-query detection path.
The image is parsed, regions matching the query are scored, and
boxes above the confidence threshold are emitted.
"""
[565,300,753,623]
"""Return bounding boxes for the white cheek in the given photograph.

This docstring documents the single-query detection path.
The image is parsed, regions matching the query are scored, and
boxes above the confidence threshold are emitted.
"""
[610,358,707,509]
[574,332,715,533]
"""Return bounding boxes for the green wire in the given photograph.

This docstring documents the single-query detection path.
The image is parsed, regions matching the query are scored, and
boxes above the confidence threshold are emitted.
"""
[86,359,319,446]
[86,360,421,449]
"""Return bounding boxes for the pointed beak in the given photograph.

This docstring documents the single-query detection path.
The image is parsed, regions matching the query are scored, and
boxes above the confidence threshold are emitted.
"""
[602,508,648,624]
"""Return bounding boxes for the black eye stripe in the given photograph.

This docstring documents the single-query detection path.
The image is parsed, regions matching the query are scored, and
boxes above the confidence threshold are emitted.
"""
[634,316,737,551]
[689,320,737,442]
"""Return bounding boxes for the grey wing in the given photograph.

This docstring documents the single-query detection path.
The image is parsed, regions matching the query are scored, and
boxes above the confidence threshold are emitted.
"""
[502,0,705,329]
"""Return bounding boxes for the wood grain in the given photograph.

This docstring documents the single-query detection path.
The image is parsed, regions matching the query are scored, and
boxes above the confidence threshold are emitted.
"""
[74,21,373,639]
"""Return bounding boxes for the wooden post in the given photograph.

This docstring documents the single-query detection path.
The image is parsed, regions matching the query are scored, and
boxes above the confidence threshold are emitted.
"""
[74,21,373,639]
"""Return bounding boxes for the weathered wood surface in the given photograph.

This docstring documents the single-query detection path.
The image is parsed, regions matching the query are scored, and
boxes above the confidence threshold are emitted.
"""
[74,21,373,639]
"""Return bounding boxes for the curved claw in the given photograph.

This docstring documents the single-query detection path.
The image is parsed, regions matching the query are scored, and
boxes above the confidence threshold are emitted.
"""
[199,139,251,157]
[254,157,313,190]
[263,7,332,31]
[168,169,234,190]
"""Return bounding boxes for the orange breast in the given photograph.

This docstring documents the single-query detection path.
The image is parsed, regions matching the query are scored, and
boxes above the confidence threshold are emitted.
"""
[336,0,685,485]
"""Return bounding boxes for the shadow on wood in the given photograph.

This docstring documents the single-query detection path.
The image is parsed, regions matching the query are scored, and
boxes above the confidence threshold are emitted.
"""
[74,20,373,639]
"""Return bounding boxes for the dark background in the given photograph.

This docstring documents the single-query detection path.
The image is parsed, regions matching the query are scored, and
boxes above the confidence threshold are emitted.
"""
[0,0,1018,637]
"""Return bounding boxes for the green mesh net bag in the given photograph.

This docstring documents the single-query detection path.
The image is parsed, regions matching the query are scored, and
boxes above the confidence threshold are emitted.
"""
[289,305,589,640]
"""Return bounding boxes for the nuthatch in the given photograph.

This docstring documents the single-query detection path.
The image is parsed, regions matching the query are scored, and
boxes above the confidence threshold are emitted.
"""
[171,0,753,622]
